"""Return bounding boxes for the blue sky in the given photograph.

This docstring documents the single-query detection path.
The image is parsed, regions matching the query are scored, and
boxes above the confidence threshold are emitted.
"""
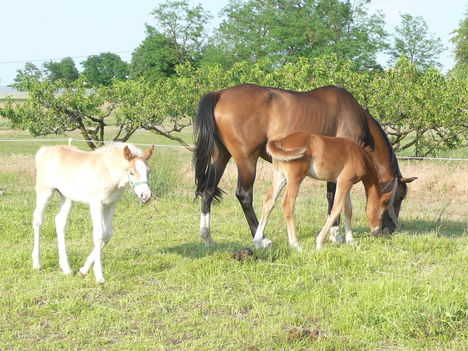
[0,0,465,86]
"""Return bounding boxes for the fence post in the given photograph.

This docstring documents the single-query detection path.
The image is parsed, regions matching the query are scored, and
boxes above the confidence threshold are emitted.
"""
[68,138,72,146]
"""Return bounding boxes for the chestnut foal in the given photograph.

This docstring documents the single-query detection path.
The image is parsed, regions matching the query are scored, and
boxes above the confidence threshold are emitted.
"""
[253,132,416,251]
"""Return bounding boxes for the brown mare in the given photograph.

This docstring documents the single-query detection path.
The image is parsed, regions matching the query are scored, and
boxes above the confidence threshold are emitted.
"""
[194,84,413,245]
[253,132,417,250]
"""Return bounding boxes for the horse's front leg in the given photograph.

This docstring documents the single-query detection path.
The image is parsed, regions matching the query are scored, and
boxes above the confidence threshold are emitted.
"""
[327,182,344,243]
[80,202,106,283]
[199,152,230,246]
[79,205,114,281]
[55,196,73,275]
[253,170,286,249]
[32,188,54,270]
[317,182,352,249]
[344,192,354,243]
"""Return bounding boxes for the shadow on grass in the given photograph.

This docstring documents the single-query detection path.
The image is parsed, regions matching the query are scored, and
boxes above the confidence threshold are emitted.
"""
[401,219,467,238]
[163,239,294,263]
[163,240,248,259]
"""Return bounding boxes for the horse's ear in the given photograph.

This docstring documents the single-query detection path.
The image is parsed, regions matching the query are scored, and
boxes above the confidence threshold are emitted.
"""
[400,177,417,183]
[123,146,134,161]
[144,145,154,160]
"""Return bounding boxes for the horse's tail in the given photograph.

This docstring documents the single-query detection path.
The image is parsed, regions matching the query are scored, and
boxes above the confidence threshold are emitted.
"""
[193,91,223,201]
[266,139,307,162]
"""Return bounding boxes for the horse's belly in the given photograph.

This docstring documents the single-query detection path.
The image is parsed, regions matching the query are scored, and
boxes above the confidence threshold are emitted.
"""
[307,162,336,182]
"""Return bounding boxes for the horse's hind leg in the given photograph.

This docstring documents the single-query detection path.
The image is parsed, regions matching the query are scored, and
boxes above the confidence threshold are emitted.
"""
[282,173,305,251]
[235,157,260,238]
[327,182,343,243]
[55,195,73,275]
[199,152,230,245]
[253,169,286,248]
[32,188,54,270]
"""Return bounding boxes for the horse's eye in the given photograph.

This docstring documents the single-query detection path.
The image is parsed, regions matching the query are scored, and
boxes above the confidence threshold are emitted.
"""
[129,171,135,176]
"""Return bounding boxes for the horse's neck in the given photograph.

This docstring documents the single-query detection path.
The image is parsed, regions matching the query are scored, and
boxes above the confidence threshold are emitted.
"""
[99,149,129,187]
[366,116,400,181]
[361,152,381,201]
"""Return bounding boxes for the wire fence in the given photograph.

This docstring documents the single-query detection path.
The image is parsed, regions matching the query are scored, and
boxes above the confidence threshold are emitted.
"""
[0,137,467,162]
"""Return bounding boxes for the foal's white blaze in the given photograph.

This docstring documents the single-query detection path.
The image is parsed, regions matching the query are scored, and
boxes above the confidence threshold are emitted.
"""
[132,159,151,203]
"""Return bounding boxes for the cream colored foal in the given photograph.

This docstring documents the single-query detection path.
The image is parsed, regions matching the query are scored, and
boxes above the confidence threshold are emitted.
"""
[32,143,154,283]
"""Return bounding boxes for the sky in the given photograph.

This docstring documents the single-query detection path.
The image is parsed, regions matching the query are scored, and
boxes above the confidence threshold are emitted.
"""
[0,0,465,86]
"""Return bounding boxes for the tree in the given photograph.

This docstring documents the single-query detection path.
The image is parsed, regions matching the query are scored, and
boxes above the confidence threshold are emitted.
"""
[366,58,466,156]
[129,32,179,83]
[13,62,43,87]
[450,9,468,71]
[387,14,445,70]
[81,52,129,87]
[206,0,387,69]
[0,75,123,150]
[43,57,80,83]
[148,0,212,64]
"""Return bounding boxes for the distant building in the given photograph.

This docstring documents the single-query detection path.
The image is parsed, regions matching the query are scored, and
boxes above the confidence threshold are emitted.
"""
[0,87,28,98]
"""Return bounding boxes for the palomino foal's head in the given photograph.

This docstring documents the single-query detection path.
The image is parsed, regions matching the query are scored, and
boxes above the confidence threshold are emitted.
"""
[124,145,154,203]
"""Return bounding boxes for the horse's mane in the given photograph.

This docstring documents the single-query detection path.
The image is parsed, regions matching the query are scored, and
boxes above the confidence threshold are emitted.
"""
[94,142,144,157]
[366,113,403,178]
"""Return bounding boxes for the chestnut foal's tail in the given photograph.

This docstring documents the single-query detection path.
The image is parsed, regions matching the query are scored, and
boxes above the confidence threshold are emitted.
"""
[266,140,307,162]
[193,91,223,201]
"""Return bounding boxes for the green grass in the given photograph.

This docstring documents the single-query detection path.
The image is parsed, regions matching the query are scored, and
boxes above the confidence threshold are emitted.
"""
[0,130,467,350]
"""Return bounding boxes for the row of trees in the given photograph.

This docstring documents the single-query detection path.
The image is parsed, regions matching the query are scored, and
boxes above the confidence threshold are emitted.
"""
[13,0,460,87]
[1,0,466,155]
[1,55,466,155]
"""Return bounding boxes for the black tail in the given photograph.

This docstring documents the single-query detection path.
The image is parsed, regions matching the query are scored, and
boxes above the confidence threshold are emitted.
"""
[193,91,223,201]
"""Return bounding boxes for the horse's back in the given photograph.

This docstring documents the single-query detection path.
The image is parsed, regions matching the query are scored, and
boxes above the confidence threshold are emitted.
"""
[213,84,372,154]
[34,145,111,201]
[276,132,369,182]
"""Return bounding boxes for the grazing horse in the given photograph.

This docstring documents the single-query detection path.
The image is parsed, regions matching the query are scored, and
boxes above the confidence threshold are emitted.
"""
[253,132,417,250]
[194,83,411,245]
[32,143,154,283]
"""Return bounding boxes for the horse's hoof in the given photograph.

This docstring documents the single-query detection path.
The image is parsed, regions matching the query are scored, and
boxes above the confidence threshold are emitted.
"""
[290,243,303,252]
[62,269,73,275]
[330,234,344,244]
[261,238,273,248]
[203,238,215,247]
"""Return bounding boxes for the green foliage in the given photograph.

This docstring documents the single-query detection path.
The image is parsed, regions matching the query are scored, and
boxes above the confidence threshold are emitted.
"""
[3,53,466,156]
[81,52,129,87]
[129,32,179,83]
[367,58,467,155]
[43,57,80,83]
[148,0,212,64]
[174,55,466,156]
[0,76,113,149]
[13,62,43,87]
[387,14,445,70]
[207,0,387,70]
[450,9,468,71]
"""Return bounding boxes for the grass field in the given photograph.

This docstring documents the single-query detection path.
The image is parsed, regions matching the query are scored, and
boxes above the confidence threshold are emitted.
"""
[0,129,467,350]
